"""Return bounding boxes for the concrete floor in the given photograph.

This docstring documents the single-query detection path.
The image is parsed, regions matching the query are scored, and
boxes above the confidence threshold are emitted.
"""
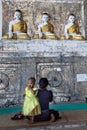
[0,110,87,130]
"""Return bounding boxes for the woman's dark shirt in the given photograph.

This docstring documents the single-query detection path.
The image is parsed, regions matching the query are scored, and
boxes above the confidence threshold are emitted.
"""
[37,89,53,110]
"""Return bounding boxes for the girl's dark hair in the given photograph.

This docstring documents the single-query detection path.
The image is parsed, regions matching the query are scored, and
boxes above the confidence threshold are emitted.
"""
[39,77,49,89]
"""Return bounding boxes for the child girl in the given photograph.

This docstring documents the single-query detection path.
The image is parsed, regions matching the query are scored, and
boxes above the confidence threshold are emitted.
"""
[22,77,41,123]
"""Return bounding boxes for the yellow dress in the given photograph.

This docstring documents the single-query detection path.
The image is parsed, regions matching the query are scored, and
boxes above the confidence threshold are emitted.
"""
[2,21,30,40]
[22,87,41,116]
[61,24,84,40]
[34,23,58,40]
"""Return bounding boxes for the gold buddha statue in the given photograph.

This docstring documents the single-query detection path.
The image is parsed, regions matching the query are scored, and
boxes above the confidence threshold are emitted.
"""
[2,10,30,40]
[34,13,58,40]
[61,14,85,40]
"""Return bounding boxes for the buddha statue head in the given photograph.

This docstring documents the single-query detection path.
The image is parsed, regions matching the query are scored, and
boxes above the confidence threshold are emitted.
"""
[14,9,22,21]
[41,13,50,23]
[68,13,75,24]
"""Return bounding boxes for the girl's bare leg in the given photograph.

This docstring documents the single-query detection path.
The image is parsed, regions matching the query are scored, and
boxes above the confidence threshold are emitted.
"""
[30,116,34,123]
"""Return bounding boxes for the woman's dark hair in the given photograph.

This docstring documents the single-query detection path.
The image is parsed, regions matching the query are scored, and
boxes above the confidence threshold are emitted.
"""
[39,78,49,89]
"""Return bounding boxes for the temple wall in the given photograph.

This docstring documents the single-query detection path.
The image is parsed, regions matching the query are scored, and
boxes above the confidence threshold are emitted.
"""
[0,0,87,107]
[0,40,87,107]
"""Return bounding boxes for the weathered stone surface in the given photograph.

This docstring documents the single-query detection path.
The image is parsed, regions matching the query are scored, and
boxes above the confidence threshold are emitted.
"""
[0,0,87,107]
[0,40,87,107]
[1,40,87,57]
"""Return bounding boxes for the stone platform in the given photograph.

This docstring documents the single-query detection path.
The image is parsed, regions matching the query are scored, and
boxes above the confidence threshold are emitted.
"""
[0,40,87,57]
[0,110,87,130]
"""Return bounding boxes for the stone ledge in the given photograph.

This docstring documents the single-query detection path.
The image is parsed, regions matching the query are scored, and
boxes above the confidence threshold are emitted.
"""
[0,40,87,57]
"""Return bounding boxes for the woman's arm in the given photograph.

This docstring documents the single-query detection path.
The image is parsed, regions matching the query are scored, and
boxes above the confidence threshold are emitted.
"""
[49,91,53,102]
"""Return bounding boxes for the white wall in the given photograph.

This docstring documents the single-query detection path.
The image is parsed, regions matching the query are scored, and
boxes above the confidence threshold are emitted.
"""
[0,0,2,40]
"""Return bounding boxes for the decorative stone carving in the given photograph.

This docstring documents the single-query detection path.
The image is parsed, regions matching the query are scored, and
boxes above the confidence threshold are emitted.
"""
[37,63,72,103]
[0,72,9,93]
[0,64,21,108]
[47,70,62,87]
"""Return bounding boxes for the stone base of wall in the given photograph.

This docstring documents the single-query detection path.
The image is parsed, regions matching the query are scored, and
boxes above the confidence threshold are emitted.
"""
[0,40,87,107]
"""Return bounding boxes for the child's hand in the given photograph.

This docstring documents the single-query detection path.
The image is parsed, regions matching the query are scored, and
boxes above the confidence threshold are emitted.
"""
[28,84,32,89]
[22,94,26,97]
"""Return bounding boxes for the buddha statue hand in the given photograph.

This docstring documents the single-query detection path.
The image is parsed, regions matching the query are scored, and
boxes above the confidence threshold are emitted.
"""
[38,31,43,38]
[71,33,77,37]
[9,31,13,38]
[66,33,69,39]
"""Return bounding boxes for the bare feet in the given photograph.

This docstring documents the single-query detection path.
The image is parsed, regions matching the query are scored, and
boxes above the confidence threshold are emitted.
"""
[50,114,56,122]
[30,116,34,124]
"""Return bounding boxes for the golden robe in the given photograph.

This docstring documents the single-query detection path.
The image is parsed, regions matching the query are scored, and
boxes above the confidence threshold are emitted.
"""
[34,23,58,40]
[2,21,30,40]
[12,21,27,33]
[22,87,41,116]
[61,24,84,40]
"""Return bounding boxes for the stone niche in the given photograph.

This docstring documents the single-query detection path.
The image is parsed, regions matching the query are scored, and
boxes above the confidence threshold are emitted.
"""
[1,0,86,39]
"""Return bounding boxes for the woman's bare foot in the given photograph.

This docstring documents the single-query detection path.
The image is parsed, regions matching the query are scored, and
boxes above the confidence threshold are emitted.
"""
[50,114,56,122]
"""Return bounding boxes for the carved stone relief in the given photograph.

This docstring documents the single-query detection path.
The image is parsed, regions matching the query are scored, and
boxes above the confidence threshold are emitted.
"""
[0,64,21,107]
[37,63,75,103]
[0,72,9,93]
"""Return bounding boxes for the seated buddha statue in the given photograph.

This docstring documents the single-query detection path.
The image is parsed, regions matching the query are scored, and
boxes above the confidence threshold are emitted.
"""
[2,9,30,40]
[61,14,84,40]
[34,13,58,40]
